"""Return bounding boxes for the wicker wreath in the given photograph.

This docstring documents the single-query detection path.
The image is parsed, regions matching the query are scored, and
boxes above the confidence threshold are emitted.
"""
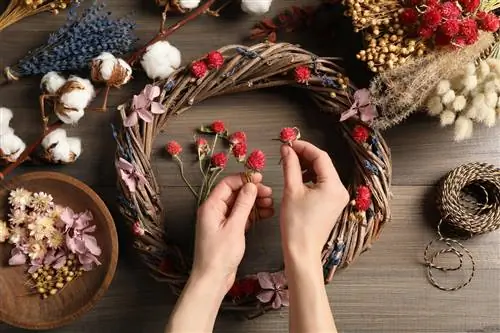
[113,42,392,317]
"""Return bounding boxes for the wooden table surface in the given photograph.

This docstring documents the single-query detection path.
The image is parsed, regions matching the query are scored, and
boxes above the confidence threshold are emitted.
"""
[1,0,500,332]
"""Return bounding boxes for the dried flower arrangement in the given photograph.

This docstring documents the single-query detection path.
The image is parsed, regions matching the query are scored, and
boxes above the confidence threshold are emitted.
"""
[0,0,77,32]
[0,188,101,299]
[112,42,392,318]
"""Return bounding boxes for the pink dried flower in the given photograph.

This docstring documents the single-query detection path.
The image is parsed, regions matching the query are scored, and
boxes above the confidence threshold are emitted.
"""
[422,8,442,28]
[279,127,300,144]
[459,0,480,13]
[439,19,460,37]
[355,185,372,211]
[124,84,165,127]
[232,142,247,162]
[166,141,183,156]
[8,246,27,266]
[439,2,461,19]
[229,131,247,145]
[211,120,226,134]
[418,25,435,39]
[211,152,228,168]
[294,66,311,84]
[132,221,145,236]
[256,271,289,309]
[191,60,208,78]
[117,157,147,193]
[206,51,224,69]
[246,150,266,172]
[399,8,419,25]
[460,18,479,45]
[477,12,500,32]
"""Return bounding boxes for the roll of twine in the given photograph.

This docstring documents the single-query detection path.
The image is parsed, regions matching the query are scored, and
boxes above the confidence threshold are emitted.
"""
[424,162,500,291]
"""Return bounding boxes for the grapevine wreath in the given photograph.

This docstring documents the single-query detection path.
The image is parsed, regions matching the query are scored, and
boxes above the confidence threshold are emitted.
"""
[114,42,392,317]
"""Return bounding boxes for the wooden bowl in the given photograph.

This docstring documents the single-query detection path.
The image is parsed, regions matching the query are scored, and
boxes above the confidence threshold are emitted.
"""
[0,172,118,330]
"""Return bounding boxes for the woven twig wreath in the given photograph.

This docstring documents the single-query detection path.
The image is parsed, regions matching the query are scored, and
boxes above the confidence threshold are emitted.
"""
[113,42,392,317]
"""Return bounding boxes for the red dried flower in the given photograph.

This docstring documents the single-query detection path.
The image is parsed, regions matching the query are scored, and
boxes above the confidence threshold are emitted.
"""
[280,127,300,144]
[232,143,247,162]
[211,152,228,168]
[246,150,266,172]
[460,18,479,45]
[426,0,439,7]
[459,0,480,13]
[355,185,372,211]
[435,32,452,45]
[453,36,467,47]
[166,141,182,156]
[418,25,435,39]
[352,125,370,143]
[422,8,442,28]
[399,8,419,25]
[228,278,261,298]
[229,131,247,145]
[191,60,208,78]
[440,19,460,37]
[196,138,209,155]
[207,51,224,69]
[477,12,500,32]
[132,221,145,236]
[211,120,226,134]
[294,66,311,84]
[439,2,461,19]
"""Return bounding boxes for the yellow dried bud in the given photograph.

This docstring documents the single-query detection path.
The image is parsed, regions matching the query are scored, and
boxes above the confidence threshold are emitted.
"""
[50,289,58,296]
[417,49,424,56]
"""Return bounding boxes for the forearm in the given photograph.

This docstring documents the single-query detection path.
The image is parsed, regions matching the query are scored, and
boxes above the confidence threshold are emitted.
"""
[165,273,226,333]
[285,252,337,333]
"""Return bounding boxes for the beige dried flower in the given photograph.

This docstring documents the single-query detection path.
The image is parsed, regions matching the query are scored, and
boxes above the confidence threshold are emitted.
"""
[27,239,47,260]
[9,188,32,209]
[47,229,64,249]
[30,192,54,212]
[9,208,27,226]
[0,220,10,242]
[8,226,25,245]
[28,216,55,241]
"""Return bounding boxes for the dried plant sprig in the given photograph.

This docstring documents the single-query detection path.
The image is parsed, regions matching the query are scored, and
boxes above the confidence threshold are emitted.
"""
[0,0,77,32]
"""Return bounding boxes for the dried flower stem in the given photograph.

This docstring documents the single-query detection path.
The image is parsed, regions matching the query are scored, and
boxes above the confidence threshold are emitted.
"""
[173,156,198,198]
[127,0,217,66]
[0,121,63,181]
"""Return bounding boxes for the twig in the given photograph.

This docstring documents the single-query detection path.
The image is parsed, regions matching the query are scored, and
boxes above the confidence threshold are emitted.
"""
[127,0,218,66]
[0,120,63,180]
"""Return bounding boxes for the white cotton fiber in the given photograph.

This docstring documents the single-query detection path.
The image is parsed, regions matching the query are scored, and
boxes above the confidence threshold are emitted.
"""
[477,61,490,79]
[141,41,182,80]
[465,63,476,76]
[41,72,66,94]
[436,80,450,96]
[440,110,456,126]
[0,107,13,129]
[94,53,117,81]
[465,106,478,119]
[481,108,496,127]
[441,90,456,105]
[117,58,133,84]
[454,116,473,141]
[485,91,498,108]
[51,140,71,163]
[452,95,467,111]
[67,137,82,159]
[241,0,273,14]
[56,109,85,125]
[62,76,95,108]
[486,58,500,76]
[42,128,67,149]
[180,0,200,9]
[0,127,14,136]
[0,133,26,161]
[462,75,478,91]
[427,96,443,116]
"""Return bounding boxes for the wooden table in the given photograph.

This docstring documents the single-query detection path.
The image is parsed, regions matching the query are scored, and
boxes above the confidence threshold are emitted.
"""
[1,0,499,332]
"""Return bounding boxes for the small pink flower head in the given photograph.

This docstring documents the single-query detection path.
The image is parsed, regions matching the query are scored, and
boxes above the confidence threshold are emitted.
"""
[132,221,145,236]
[211,152,228,168]
[355,185,372,211]
[191,60,208,78]
[246,150,266,172]
[166,141,182,156]
[229,131,247,145]
[211,120,226,134]
[196,137,209,151]
[294,66,311,84]
[279,127,300,144]
[232,142,247,162]
[206,51,224,69]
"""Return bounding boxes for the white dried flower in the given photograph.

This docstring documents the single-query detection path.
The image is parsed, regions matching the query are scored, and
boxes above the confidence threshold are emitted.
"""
[42,129,81,163]
[27,239,47,260]
[0,107,13,131]
[462,75,478,91]
[30,192,54,212]
[436,80,450,95]
[67,137,82,160]
[465,63,476,76]
[47,229,64,249]
[465,106,478,119]
[454,116,473,141]
[477,61,490,79]
[41,71,66,94]
[0,220,9,242]
[481,108,496,127]
[9,188,32,209]
[440,110,456,126]
[441,90,456,105]
[8,226,25,245]
[180,0,200,9]
[28,216,55,241]
[141,41,181,80]
[0,131,26,162]
[241,0,273,14]
[485,91,498,108]
[427,96,444,116]
[56,76,95,124]
[452,95,467,111]
[9,209,27,226]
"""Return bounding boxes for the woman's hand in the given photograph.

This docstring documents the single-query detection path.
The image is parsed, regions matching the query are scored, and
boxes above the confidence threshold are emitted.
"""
[192,173,274,292]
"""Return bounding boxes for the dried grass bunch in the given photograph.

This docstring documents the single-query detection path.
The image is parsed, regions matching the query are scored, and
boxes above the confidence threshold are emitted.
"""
[113,42,392,318]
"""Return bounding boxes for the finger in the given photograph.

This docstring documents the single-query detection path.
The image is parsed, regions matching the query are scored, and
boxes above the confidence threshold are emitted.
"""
[258,207,274,219]
[227,183,258,231]
[302,169,316,184]
[257,183,272,198]
[281,145,304,191]
[256,197,273,208]
[291,141,339,186]
[208,173,263,208]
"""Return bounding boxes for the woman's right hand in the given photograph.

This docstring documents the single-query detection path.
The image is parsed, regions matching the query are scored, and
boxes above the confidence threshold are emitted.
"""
[279,140,349,263]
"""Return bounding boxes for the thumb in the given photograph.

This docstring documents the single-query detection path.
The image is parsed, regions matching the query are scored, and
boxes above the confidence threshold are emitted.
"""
[281,145,303,192]
[227,183,257,230]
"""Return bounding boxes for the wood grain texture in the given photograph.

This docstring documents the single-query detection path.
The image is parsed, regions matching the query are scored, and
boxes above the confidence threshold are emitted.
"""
[0,0,499,332]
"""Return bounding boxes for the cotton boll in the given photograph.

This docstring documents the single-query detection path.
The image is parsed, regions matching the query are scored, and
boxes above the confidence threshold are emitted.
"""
[441,90,456,105]
[486,58,500,75]
[42,128,67,149]
[452,95,467,111]
[117,59,133,85]
[472,93,486,107]
[56,109,85,125]
[0,107,13,129]
[454,116,474,141]
[465,63,476,76]
[40,71,66,94]
[51,140,72,163]
[440,110,456,126]
[477,61,490,79]
[0,127,13,136]
[477,105,495,122]
[470,88,480,97]
[0,133,26,162]
[462,75,478,91]
[94,57,117,81]
[427,96,444,116]
[95,52,115,61]
[241,0,273,14]
[141,41,182,80]
[180,0,200,9]
[465,106,478,119]
[485,91,498,108]
[481,108,496,127]
[67,137,82,159]
[436,80,450,95]
[483,80,497,93]
[59,76,95,111]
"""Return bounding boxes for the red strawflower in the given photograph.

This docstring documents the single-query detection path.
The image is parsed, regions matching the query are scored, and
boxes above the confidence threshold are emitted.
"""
[229,131,247,145]
[460,18,479,44]
[294,66,311,84]
[132,221,145,236]
[435,31,452,45]
[355,185,372,211]
[191,60,208,78]
[439,19,460,37]
[422,8,442,28]
[418,25,435,39]
[439,2,461,19]
[477,12,500,32]
[352,125,370,143]
[246,150,266,172]
[206,51,224,69]
[211,152,228,168]
[228,278,260,298]
[459,0,480,13]
[399,8,419,25]
[280,127,300,144]
[232,142,247,162]
[211,120,226,134]
[166,141,182,156]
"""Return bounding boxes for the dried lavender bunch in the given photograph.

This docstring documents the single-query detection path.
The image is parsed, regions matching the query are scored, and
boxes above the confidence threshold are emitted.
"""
[3,2,136,82]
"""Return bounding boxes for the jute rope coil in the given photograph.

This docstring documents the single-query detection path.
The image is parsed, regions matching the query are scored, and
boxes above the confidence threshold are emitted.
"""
[425,162,500,291]
[113,42,392,317]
